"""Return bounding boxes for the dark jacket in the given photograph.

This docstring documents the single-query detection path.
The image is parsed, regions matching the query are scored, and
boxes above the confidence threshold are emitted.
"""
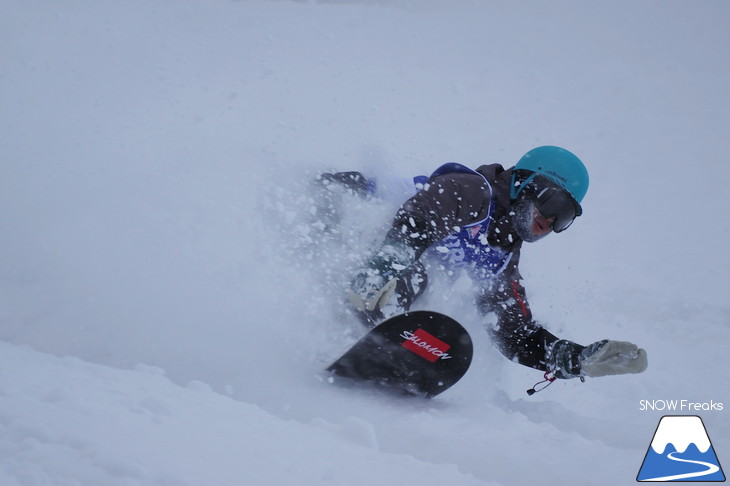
[384,163,559,371]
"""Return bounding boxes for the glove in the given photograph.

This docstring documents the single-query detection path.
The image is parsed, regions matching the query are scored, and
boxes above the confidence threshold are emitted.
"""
[549,339,648,379]
[348,274,397,312]
[348,241,415,320]
[579,339,648,378]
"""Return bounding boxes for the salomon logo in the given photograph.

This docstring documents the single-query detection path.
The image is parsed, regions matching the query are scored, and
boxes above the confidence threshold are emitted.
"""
[400,329,452,362]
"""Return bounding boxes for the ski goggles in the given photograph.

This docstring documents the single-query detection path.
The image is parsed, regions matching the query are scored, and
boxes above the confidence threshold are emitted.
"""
[515,174,582,233]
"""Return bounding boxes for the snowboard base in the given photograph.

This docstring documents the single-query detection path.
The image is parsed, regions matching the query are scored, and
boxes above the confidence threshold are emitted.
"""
[327,311,473,398]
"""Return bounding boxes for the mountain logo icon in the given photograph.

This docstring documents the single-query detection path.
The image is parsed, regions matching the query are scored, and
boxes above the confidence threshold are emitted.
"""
[637,415,725,482]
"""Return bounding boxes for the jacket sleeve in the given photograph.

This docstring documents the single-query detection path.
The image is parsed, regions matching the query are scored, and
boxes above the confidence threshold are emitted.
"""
[383,172,491,258]
[478,274,559,372]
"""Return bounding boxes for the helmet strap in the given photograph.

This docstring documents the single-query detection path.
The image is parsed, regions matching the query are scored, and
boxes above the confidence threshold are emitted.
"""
[510,171,539,200]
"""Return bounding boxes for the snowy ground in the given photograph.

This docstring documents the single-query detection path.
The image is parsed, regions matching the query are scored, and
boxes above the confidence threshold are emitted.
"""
[2,1,729,485]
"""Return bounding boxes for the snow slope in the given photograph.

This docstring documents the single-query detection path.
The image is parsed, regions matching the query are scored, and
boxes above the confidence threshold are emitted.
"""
[2,0,729,485]
[0,341,492,485]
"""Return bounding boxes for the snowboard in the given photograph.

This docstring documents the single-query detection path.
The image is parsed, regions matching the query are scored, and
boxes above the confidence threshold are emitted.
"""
[327,311,473,398]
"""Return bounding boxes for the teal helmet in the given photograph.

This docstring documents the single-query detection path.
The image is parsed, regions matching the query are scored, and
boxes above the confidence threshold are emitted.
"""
[510,145,589,209]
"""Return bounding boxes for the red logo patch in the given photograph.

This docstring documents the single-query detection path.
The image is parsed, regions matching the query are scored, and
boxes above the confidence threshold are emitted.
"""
[400,329,452,363]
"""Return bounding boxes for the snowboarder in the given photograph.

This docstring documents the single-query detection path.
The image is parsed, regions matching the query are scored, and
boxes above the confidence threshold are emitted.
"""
[315,146,648,383]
